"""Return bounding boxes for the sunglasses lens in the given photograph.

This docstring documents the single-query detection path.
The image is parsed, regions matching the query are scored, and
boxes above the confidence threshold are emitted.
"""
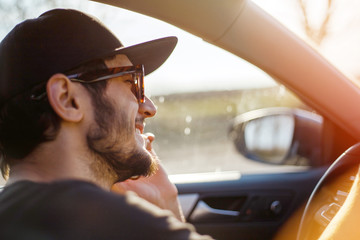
[135,65,145,103]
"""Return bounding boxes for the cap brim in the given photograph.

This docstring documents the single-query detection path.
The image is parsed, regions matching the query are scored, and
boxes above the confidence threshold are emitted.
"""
[110,36,178,75]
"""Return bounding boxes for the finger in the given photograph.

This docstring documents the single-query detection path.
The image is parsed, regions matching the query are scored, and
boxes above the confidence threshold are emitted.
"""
[143,133,155,151]
[145,138,152,151]
[144,132,155,142]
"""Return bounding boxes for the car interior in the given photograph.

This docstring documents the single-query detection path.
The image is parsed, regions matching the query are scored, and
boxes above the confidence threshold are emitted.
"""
[2,0,360,239]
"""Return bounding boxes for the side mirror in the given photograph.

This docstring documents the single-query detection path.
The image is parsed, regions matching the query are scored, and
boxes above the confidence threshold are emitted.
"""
[229,107,323,166]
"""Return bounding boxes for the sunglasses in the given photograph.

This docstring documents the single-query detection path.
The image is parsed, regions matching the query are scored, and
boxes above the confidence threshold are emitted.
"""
[31,64,145,103]
[68,64,145,103]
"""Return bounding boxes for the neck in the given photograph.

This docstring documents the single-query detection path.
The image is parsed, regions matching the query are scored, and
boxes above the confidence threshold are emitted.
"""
[6,127,113,190]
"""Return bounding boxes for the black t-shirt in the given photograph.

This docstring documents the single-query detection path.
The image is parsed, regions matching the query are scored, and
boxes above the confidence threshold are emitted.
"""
[0,180,212,240]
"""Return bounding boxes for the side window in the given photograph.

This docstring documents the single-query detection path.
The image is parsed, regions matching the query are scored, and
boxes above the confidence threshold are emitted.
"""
[147,83,311,175]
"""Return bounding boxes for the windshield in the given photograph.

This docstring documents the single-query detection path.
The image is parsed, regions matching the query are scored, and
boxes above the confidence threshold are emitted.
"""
[253,0,360,87]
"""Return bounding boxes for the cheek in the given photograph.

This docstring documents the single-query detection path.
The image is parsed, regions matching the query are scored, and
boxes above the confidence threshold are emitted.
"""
[108,95,138,131]
[104,82,139,132]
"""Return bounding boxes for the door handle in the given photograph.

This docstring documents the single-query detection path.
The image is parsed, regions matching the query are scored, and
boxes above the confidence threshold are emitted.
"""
[189,200,240,223]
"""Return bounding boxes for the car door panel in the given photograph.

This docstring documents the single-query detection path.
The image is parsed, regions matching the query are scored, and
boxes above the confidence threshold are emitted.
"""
[176,168,326,240]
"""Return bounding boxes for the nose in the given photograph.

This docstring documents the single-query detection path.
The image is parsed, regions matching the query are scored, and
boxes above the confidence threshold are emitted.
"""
[138,96,157,118]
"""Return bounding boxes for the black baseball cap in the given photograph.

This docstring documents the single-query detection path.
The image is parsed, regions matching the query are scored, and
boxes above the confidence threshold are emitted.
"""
[0,8,177,107]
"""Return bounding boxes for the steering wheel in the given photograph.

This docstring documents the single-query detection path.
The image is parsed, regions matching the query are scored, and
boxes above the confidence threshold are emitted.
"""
[297,142,360,240]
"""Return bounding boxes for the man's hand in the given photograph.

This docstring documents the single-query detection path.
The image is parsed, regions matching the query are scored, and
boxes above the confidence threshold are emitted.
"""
[111,133,185,222]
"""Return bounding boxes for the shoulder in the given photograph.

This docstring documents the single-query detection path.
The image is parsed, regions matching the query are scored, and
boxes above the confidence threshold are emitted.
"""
[53,181,212,239]
[1,180,212,239]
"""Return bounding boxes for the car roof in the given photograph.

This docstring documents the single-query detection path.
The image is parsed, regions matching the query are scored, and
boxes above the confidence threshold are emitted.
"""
[94,0,360,140]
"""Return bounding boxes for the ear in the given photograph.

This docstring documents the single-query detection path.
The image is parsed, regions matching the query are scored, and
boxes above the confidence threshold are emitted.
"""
[46,74,84,122]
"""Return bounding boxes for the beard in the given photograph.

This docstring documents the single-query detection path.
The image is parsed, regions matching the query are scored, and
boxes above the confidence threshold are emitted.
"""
[86,93,157,183]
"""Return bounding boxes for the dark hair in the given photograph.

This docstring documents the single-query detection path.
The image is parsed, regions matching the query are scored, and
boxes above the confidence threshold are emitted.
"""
[0,59,110,179]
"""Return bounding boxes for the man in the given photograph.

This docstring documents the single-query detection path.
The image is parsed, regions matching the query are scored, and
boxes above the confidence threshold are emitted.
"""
[0,8,212,239]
